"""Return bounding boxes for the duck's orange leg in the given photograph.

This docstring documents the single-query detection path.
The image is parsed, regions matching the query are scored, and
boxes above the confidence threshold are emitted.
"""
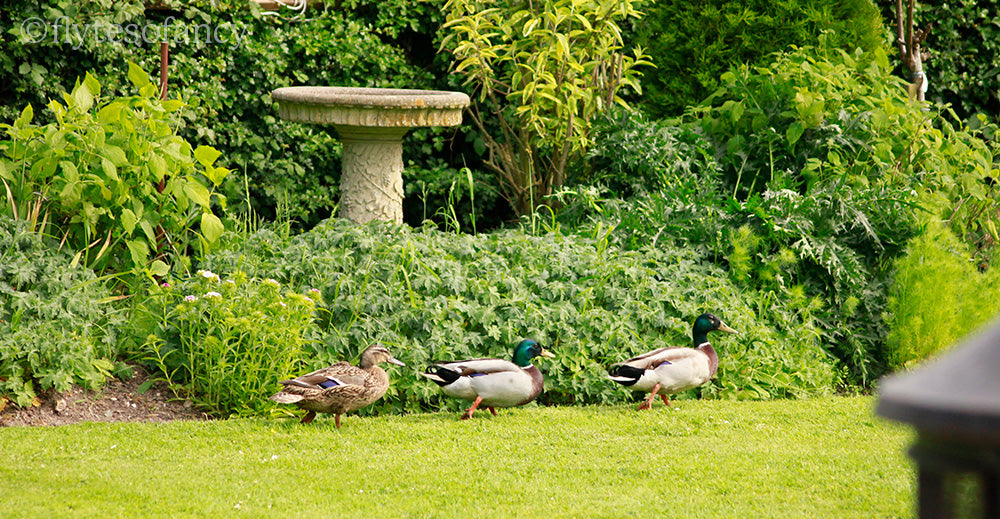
[301,411,317,424]
[638,383,661,410]
[461,396,483,420]
[335,413,342,429]
[660,394,672,406]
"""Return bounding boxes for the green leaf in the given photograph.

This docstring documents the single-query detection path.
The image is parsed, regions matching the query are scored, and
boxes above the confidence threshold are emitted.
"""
[120,208,137,235]
[149,155,168,182]
[127,62,151,90]
[149,260,170,277]
[161,99,184,112]
[786,122,805,146]
[183,180,212,207]
[102,145,128,167]
[193,146,222,168]
[97,103,122,125]
[101,157,119,181]
[72,82,94,113]
[126,239,150,265]
[205,166,229,187]
[140,220,157,244]
[83,72,101,98]
[15,104,34,128]
[201,212,224,244]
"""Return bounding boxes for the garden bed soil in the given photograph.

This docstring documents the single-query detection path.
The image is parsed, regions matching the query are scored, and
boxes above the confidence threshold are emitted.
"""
[0,365,207,427]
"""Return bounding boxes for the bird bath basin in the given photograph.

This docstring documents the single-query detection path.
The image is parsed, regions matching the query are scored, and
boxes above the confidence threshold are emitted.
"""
[271,87,470,224]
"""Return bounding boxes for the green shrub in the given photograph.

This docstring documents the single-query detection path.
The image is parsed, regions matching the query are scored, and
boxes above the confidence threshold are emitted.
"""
[0,66,228,276]
[440,0,650,215]
[635,0,887,117]
[886,220,1000,369]
[577,43,1000,385]
[575,46,923,385]
[0,216,124,407]
[136,270,317,416]
[201,219,838,414]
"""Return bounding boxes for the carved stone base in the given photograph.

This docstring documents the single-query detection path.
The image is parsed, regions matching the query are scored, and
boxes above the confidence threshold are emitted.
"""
[338,130,405,224]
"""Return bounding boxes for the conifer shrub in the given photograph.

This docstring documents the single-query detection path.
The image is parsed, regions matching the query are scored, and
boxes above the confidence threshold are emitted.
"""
[886,220,1000,369]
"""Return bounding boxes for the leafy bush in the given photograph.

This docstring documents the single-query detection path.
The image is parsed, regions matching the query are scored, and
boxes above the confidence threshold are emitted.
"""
[0,65,228,275]
[634,0,887,117]
[136,270,317,416]
[577,43,1000,385]
[0,216,124,407]
[201,219,838,414]
[441,0,650,215]
[886,220,1000,369]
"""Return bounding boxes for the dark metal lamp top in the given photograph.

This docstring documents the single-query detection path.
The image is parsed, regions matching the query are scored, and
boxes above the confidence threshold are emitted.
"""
[876,319,1000,442]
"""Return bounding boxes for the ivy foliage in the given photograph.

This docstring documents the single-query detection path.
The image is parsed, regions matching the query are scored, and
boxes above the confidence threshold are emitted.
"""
[0,216,125,407]
[192,219,837,416]
[882,0,1000,121]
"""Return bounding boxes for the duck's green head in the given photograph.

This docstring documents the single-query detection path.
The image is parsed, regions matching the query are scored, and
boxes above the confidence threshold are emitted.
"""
[511,339,556,367]
[692,313,739,345]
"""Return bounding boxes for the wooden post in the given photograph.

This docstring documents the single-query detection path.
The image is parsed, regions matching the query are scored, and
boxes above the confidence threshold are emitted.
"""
[895,0,931,101]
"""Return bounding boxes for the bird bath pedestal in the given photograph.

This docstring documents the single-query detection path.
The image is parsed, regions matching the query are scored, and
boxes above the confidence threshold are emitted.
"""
[271,87,470,224]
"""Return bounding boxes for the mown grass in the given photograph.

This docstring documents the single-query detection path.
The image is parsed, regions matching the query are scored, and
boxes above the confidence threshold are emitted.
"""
[1,396,912,518]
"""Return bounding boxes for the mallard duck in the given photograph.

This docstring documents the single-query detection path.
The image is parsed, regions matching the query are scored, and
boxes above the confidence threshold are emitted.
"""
[421,339,555,420]
[608,313,738,409]
[269,343,404,428]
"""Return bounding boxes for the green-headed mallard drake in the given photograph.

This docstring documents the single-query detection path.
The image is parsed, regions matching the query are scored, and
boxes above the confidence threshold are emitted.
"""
[269,343,404,428]
[608,313,738,409]
[421,339,555,420]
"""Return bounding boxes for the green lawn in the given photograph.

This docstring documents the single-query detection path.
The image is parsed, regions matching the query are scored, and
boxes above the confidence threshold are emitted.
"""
[1,396,913,518]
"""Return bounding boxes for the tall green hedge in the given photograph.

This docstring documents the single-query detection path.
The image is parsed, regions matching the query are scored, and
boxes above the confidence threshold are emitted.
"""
[634,0,887,117]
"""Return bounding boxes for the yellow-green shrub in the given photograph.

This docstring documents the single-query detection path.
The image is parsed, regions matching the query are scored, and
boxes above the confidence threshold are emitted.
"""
[886,221,1000,369]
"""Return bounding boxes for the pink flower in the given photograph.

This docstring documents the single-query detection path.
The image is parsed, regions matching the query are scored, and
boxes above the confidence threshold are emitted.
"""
[184,295,198,302]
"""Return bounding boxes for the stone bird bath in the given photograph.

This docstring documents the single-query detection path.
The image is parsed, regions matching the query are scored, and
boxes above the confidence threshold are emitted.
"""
[271,87,470,224]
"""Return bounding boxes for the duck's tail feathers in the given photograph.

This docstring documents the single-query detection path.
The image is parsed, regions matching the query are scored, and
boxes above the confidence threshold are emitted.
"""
[421,365,461,386]
[607,364,645,387]
[278,379,316,389]
[269,392,304,404]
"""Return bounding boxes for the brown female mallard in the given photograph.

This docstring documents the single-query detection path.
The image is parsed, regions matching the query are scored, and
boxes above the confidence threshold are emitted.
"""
[269,344,404,427]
